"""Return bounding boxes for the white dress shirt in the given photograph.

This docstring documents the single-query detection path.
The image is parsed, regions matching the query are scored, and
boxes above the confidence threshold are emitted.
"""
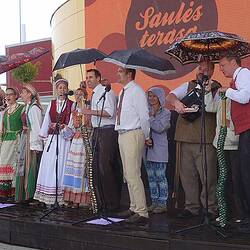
[26,104,43,151]
[91,84,116,128]
[170,82,189,99]
[226,67,250,104]
[115,81,150,139]
[205,92,239,150]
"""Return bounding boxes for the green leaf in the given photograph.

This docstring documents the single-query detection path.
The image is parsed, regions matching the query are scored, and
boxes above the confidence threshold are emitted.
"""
[11,62,40,84]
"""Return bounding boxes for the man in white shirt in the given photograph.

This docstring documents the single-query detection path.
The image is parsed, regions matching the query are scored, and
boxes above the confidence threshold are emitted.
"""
[219,53,250,230]
[82,69,122,212]
[115,67,150,224]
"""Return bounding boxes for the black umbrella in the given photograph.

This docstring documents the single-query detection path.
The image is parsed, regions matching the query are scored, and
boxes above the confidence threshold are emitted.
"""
[165,30,250,64]
[104,48,175,75]
[53,48,107,71]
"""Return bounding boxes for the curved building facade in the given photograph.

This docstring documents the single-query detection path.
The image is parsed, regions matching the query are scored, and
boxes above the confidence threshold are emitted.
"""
[51,0,85,90]
[51,0,250,93]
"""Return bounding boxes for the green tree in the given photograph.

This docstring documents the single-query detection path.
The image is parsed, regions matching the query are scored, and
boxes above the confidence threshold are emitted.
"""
[11,62,40,84]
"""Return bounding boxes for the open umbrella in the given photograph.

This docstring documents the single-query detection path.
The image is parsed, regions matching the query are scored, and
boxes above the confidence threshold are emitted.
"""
[0,47,49,74]
[165,30,250,64]
[53,48,107,70]
[53,48,107,80]
[104,48,175,75]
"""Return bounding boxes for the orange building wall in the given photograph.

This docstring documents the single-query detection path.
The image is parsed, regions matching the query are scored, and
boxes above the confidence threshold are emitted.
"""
[85,0,250,94]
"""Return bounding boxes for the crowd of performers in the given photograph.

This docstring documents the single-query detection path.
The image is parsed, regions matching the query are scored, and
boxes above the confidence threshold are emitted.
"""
[0,52,250,231]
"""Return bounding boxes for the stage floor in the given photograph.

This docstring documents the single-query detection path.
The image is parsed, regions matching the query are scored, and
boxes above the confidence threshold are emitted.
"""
[0,204,250,250]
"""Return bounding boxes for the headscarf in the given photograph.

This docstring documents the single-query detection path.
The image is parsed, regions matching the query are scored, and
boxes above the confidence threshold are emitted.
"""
[55,78,69,87]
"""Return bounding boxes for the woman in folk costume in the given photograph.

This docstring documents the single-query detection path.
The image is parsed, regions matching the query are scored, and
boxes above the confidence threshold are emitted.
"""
[34,79,74,205]
[0,88,24,199]
[63,87,92,208]
[15,84,43,203]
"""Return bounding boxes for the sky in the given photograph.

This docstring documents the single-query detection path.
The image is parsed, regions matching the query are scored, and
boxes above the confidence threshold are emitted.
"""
[0,0,66,84]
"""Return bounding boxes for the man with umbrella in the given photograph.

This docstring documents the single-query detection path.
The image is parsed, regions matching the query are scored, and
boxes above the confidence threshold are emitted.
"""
[166,61,220,219]
[115,67,150,224]
[218,52,250,231]
[81,69,122,212]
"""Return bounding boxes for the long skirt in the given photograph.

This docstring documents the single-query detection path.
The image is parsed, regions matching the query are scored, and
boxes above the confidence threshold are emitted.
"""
[15,132,41,202]
[0,137,19,198]
[63,137,90,205]
[34,134,70,205]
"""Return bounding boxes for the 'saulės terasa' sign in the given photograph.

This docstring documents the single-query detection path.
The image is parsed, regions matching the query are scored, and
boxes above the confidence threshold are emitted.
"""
[125,0,218,79]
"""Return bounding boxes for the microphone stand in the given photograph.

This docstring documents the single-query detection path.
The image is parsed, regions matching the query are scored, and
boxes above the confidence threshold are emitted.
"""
[73,89,114,225]
[175,77,226,238]
[40,95,68,221]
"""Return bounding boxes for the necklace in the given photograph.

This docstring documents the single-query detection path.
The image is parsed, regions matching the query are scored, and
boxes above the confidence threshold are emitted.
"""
[7,103,18,114]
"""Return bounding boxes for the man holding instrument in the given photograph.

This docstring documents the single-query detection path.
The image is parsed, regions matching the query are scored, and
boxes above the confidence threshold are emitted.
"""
[166,61,220,219]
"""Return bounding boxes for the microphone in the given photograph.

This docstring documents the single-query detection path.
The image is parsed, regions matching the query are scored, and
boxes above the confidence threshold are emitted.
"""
[98,85,111,102]
[197,73,209,85]
[64,90,74,97]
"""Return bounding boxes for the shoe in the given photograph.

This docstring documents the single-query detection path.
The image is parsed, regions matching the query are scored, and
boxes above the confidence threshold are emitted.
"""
[29,199,42,206]
[207,212,218,221]
[125,213,149,224]
[116,209,135,218]
[72,203,79,208]
[147,203,157,212]
[177,209,198,219]
[238,217,250,225]
[238,223,250,233]
[152,205,167,214]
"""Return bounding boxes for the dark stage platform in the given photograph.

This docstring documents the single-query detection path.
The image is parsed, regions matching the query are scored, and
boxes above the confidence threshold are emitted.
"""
[0,204,250,250]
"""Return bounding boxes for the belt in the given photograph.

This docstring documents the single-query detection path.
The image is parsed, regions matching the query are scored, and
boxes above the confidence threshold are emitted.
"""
[94,125,115,130]
[118,128,141,134]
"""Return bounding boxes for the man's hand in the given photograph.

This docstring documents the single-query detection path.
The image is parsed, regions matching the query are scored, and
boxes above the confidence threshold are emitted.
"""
[145,138,153,147]
[173,100,187,114]
[218,87,229,93]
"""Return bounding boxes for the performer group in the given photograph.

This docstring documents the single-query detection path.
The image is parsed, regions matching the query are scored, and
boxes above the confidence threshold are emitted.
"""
[0,52,250,231]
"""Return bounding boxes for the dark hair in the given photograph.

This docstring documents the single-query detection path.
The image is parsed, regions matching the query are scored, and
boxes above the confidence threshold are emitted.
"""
[220,51,241,66]
[125,68,136,80]
[87,69,101,81]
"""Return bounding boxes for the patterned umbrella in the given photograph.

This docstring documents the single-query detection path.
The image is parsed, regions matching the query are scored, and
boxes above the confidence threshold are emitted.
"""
[0,47,49,74]
[165,31,250,64]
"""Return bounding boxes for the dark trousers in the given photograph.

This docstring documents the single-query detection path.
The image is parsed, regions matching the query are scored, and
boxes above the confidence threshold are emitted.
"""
[238,129,250,218]
[92,127,123,211]
[224,150,246,219]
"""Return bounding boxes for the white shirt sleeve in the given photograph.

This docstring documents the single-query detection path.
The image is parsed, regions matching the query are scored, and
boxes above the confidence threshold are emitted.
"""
[170,82,189,100]
[225,68,250,104]
[205,91,220,113]
[103,90,116,117]
[29,105,43,151]
[39,102,51,139]
[133,88,150,139]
